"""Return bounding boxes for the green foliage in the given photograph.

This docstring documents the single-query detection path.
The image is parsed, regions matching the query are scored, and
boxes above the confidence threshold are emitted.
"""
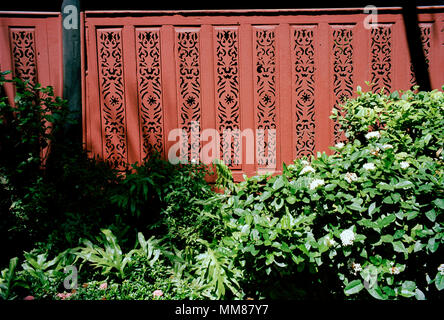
[1,76,443,301]
[20,249,74,299]
[0,257,28,300]
[205,87,444,300]
[75,229,136,279]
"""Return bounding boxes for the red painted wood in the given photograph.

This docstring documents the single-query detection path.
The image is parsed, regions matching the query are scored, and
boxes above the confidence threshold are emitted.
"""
[80,8,444,180]
[2,8,443,182]
[0,14,63,106]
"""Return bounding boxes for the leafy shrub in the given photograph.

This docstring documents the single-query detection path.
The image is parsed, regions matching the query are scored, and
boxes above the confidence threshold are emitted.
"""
[202,87,444,300]
[1,74,442,301]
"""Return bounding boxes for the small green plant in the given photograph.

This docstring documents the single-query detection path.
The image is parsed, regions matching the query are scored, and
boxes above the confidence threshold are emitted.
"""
[0,257,28,300]
[75,229,136,280]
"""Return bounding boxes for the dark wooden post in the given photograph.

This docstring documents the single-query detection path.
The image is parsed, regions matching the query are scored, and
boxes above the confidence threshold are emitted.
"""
[402,3,432,91]
[61,0,82,142]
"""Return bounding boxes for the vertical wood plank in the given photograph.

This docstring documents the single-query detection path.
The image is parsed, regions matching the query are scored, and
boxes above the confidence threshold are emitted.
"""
[315,22,331,155]
[239,23,255,178]
[278,23,292,166]
[122,24,140,164]
[200,24,216,168]
[160,25,178,162]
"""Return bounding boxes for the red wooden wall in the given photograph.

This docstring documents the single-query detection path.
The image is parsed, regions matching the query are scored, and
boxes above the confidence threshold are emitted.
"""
[0,12,63,105]
[1,8,443,181]
[82,8,444,180]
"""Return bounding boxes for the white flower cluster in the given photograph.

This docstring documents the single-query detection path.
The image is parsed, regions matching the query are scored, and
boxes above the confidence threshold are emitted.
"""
[300,165,316,175]
[300,160,310,166]
[438,264,444,275]
[381,144,393,150]
[389,266,400,275]
[363,162,376,171]
[365,131,381,140]
[324,235,337,247]
[400,161,410,169]
[335,142,345,149]
[344,172,358,183]
[340,229,355,246]
[370,147,380,156]
[309,179,325,190]
[352,262,362,275]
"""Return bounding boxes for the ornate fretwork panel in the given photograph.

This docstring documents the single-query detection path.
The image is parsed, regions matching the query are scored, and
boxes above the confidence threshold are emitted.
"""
[370,25,392,93]
[254,26,277,167]
[9,28,38,86]
[291,26,316,158]
[96,29,127,170]
[175,29,201,162]
[410,24,432,88]
[331,26,354,144]
[135,28,164,159]
[214,27,241,168]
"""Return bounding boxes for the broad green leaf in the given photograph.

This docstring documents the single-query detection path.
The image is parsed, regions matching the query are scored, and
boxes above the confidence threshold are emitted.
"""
[367,285,388,300]
[425,209,436,222]
[286,195,297,204]
[260,191,272,202]
[344,279,364,295]
[360,265,378,288]
[380,234,393,243]
[393,241,407,254]
[378,214,396,229]
[368,202,377,216]
[415,288,426,300]
[433,198,444,209]
[272,176,285,190]
[394,180,413,189]
[435,273,444,291]
[400,281,416,298]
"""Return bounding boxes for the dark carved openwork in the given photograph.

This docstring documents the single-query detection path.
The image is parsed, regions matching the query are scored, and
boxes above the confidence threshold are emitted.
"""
[136,29,164,159]
[10,28,38,86]
[332,26,354,144]
[97,29,127,170]
[371,25,392,93]
[254,26,277,167]
[175,29,201,162]
[292,26,316,157]
[214,27,241,168]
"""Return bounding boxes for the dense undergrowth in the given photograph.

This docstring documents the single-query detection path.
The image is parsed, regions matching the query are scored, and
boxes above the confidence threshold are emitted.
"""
[0,71,443,300]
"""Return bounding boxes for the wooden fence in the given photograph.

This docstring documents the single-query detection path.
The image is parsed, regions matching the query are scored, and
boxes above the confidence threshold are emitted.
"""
[1,8,443,180]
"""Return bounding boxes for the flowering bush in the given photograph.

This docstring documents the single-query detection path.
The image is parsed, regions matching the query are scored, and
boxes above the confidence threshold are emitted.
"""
[1,86,442,300]
[202,87,443,299]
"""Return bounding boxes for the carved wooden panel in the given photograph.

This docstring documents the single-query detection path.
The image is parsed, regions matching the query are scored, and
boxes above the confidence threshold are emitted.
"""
[331,26,354,144]
[291,26,316,158]
[370,24,392,93]
[78,10,444,179]
[214,26,241,168]
[9,28,38,86]
[135,28,164,159]
[175,28,202,162]
[96,29,127,170]
[253,26,277,167]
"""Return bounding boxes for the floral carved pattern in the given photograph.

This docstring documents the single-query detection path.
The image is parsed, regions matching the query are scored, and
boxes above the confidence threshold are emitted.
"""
[136,29,164,159]
[371,25,392,93]
[97,30,127,170]
[10,28,38,86]
[254,27,277,167]
[332,27,354,144]
[175,30,201,162]
[214,27,241,168]
[292,26,316,158]
[409,24,432,88]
